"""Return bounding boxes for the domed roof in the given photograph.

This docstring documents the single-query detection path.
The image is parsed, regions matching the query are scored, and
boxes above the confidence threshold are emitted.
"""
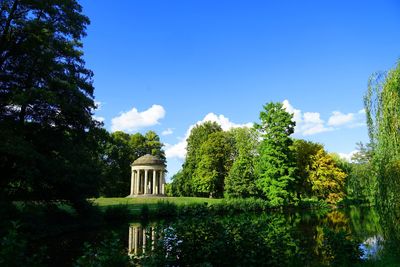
[132,154,165,166]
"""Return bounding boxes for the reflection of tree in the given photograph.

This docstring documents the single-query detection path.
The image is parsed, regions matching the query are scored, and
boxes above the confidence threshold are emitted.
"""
[138,213,306,266]
[131,210,366,266]
[294,209,363,266]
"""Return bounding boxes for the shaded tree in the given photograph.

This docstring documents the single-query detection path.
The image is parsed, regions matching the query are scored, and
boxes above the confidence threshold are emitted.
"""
[0,0,100,208]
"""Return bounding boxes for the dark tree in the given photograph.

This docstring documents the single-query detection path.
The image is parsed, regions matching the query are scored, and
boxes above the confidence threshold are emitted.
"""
[0,0,100,207]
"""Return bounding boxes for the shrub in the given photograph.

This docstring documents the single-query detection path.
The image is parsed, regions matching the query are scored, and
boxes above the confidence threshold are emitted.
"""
[104,205,131,223]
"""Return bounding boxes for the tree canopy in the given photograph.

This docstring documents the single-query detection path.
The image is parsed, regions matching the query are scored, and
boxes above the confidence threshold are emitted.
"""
[0,0,99,207]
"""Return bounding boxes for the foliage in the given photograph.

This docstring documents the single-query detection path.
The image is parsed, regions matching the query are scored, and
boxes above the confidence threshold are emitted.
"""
[225,127,260,198]
[173,121,223,196]
[291,139,324,198]
[103,205,132,223]
[74,232,133,267]
[155,200,178,218]
[308,148,347,204]
[192,131,234,197]
[346,142,376,202]
[365,62,400,218]
[0,222,45,267]
[255,102,297,205]
[0,0,101,208]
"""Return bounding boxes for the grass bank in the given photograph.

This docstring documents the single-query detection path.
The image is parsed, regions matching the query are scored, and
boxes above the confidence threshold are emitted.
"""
[92,197,332,222]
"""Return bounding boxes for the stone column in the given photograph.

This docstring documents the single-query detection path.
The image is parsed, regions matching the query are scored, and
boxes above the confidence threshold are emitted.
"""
[144,170,148,194]
[130,167,134,195]
[158,171,161,195]
[153,170,156,195]
[135,170,140,195]
[161,171,165,195]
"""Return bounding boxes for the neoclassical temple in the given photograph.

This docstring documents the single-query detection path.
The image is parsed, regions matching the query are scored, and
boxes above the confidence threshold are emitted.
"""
[129,154,166,196]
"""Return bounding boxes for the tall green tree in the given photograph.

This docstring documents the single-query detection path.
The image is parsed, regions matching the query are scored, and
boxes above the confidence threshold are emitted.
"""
[365,62,400,245]
[225,127,260,198]
[172,121,222,196]
[0,0,99,207]
[255,102,297,205]
[192,131,234,197]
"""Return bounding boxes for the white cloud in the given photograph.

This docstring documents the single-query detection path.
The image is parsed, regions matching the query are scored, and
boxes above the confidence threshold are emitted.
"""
[338,150,359,162]
[165,113,253,160]
[283,100,332,136]
[328,111,355,126]
[327,109,366,128]
[162,128,174,136]
[111,104,165,132]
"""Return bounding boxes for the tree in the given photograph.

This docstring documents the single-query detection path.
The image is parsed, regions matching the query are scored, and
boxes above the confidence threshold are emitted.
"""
[192,131,234,197]
[225,127,260,198]
[291,139,323,198]
[346,142,375,202]
[308,149,347,204]
[365,62,400,210]
[171,121,222,196]
[255,102,297,205]
[0,0,99,207]
[144,130,166,162]
[364,62,400,245]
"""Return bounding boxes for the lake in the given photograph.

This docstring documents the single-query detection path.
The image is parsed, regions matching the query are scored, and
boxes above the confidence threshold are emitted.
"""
[42,206,399,266]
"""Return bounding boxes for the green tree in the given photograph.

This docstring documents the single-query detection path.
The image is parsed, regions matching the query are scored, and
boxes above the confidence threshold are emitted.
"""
[144,130,166,162]
[365,62,400,210]
[346,142,375,202]
[291,139,323,198]
[171,121,222,196]
[225,127,260,198]
[255,102,297,205]
[364,62,400,246]
[0,0,100,207]
[308,149,347,204]
[192,131,234,197]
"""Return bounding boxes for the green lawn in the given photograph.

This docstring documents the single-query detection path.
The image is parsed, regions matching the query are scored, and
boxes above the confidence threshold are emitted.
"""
[92,196,223,212]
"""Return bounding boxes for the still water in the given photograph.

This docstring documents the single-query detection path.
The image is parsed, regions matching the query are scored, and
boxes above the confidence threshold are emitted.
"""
[47,206,399,266]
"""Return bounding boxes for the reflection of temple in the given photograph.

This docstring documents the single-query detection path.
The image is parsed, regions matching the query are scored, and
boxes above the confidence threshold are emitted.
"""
[128,224,157,257]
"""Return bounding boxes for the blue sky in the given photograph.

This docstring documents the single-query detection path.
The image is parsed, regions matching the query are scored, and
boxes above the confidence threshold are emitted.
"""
[80,0,400,179]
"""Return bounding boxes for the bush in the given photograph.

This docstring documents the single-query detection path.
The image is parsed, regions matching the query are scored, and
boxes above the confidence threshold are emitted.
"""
[140,205,150,221]
[155,201,177,218]
[104,205,131,223]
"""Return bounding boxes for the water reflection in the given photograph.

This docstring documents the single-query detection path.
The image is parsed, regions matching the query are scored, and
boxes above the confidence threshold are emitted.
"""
[126,209,371,266]
[128,224,157,257]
